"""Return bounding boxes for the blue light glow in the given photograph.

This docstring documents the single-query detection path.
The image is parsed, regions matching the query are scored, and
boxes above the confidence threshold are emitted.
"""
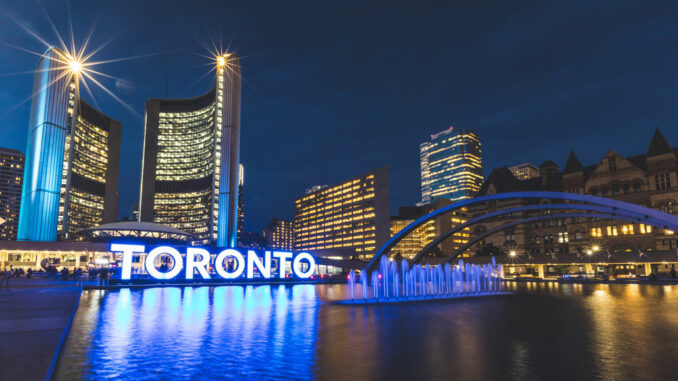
[247,249,271,278]
[114,243,145,280]
[214,248,245,279]
[110,243,317,281]
[272,251,293,278]
[185,247,211,280]
[292,252,316,279]
[144,246,183,279]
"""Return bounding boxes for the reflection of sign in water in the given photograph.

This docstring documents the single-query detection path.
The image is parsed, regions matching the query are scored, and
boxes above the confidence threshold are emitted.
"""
[111,244,316,281]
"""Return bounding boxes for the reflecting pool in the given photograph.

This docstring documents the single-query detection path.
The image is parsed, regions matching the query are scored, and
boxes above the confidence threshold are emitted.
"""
[55,283,678,380]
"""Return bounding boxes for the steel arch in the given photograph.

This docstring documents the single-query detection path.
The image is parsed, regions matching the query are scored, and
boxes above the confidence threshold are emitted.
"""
[409,203,664,265]
[439,212,651,264]
[367,191,678,272]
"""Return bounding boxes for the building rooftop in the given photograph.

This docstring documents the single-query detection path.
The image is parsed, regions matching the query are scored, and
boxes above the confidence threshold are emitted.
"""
[83,221,190,235]
[78,221,195,242]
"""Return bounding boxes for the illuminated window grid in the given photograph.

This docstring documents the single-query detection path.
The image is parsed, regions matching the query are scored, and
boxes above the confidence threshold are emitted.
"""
[420,129,482,203]
[156,105,215,181]
[57,80,79,233]
[294,174,378,256]
[266,220,295,251]
[71,117,109,183]
[0,149,24,240]
[154,189,212,242]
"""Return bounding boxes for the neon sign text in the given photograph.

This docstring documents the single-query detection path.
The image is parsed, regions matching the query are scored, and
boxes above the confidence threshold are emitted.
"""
[110,244,316,281]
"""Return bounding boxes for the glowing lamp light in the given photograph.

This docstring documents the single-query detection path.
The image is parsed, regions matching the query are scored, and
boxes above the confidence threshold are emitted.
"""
[586,250,593,256]
[592,245,600,252]
[217,56,226,66]
[509,250,517,257]
[69,59,82,73]
[94,258,109,266]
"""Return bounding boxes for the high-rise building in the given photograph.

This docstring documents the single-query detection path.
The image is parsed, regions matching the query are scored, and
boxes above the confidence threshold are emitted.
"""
[390,199,469,259]
[0,148,24,240]
[138,53,241,246]
[294,166,390,260]
[509,163,540,180]
[420,127,483,204]
[18,47,121,241]
[263,218,294,251]
[237,163,244,240]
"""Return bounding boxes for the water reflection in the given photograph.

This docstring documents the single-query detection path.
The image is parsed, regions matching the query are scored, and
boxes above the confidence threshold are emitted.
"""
[56,283,678,380]
[56,285,318,380]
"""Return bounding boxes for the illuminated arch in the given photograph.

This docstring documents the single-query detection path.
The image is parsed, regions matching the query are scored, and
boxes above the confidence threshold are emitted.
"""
[366,191,678,272]
[408,203,668,264]
[439,212,664,264]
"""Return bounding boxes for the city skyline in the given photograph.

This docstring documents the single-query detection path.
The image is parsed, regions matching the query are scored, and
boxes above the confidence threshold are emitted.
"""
[1,3,678,380]
[1,1,677,232]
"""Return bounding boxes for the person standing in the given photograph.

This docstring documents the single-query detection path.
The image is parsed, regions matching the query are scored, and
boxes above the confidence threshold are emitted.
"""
[1,268,9,289]
[99,268,109,287]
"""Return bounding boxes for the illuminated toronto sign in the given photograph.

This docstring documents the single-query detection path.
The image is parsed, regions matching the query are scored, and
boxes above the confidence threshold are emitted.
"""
[110,244,316,281]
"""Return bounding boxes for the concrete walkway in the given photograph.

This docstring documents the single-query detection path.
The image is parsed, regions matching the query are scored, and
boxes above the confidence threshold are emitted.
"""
[0,279,81,381]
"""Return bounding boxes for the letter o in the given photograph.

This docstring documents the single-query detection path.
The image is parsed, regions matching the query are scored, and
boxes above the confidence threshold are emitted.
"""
[145,246,183,280]
[292,252,316,278]
[215,249,245,279]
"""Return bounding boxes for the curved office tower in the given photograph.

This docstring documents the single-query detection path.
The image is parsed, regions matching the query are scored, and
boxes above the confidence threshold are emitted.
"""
[18,47,122,241]
[138,53,241,246]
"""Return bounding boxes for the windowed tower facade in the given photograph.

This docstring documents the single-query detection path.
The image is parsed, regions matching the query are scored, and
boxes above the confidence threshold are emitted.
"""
[138,53,241,246]
[420,127,483,203]
[18,47,121,241]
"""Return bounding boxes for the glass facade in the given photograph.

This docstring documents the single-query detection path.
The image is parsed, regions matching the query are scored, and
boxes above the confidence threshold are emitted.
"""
[294,167,390,260]
[0,148,24,240]
[263,218,294,251]
[139,54,241,246]
[18,47,121,241]
[18,48,71,241]
[390,202,469,259]
[152,106,215,242]
[390,217,431,259]
[59,104,114,237]
[420,127,483,203]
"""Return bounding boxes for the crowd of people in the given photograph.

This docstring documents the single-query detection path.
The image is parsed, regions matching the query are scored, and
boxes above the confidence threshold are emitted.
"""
[0,266,114,288]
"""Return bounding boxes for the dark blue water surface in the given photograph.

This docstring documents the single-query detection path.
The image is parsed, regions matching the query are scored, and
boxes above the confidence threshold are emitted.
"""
[55,283,678,380]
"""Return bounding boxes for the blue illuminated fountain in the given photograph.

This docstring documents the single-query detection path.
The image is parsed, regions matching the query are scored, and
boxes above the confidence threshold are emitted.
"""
[343,256,504,304]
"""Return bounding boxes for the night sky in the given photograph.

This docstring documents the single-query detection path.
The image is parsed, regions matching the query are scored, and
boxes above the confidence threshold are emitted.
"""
[1,0,677,232]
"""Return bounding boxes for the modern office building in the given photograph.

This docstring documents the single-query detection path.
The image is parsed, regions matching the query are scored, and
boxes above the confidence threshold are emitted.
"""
[138,53,241,246]
[0,148,24,240]
[294,166,390,260]
[509,163,540,180]
[390,199,469,259]
[18,47,121,241]
[420,127,483,204]
[263,218,294,251]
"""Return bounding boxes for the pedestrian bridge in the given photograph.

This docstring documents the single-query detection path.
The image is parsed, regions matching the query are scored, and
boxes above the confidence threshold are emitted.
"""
[365,191,678,273]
